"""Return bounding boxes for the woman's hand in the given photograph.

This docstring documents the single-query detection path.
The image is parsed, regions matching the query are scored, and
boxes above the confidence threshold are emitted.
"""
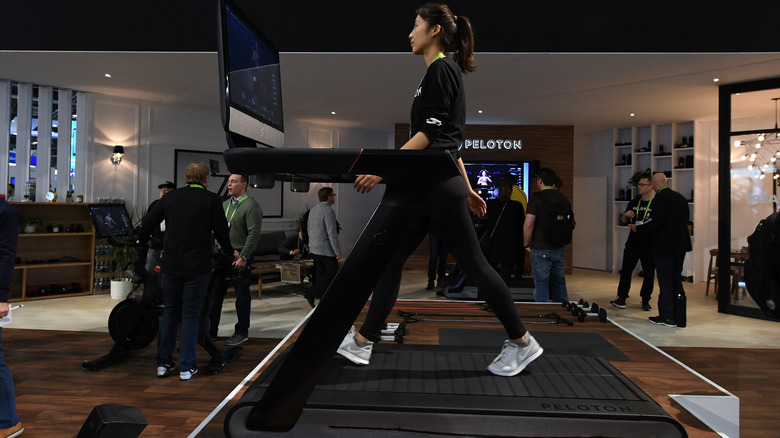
[467,190,486,218]
[354,174,383,194]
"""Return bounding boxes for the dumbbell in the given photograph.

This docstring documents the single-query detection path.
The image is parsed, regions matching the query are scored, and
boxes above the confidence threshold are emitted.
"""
[379,321,406,344]
[561,299,588,312]
[576,306,608,323]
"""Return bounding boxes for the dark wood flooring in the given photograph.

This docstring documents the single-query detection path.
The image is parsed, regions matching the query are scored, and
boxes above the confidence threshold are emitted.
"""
[5,302,780,437]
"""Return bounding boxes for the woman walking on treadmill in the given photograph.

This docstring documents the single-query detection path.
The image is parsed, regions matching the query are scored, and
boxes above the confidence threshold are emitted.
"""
[339,2,542,377]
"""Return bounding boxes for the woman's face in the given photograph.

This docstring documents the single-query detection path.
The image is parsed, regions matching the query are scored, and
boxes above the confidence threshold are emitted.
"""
[409,15,439,55]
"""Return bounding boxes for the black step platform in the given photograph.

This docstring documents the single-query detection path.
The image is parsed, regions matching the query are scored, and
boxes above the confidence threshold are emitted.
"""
[225,344,687,437]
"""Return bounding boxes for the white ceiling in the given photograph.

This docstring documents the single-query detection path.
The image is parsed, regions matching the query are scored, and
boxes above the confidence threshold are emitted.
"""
[2,51,780,134]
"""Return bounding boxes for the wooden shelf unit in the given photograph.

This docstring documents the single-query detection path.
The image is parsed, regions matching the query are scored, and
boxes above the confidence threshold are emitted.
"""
[10,202,95,301]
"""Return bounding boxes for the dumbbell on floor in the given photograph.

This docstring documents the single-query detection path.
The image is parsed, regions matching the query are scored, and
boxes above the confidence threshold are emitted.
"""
[561,299,588,312]
[577,306,608,323]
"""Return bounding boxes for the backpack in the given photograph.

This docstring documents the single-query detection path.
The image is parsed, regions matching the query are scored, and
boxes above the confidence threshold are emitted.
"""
[537,191,575,247]
[744,212,780,318]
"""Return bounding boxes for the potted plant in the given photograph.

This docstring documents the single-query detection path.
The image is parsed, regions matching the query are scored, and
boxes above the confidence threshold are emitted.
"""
[107,245,136,299]
[21,214,44,233]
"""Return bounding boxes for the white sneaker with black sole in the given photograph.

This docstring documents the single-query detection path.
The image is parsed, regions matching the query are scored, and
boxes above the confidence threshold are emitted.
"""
[180,366,198,381]
[487,335,544,377]
[336,325,373,365]
[156,363,176,378]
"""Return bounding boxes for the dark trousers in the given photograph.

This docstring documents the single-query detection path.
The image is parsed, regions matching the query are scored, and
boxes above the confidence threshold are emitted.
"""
[311,254,339,299]
[654,252,686,320]
[427,232,447,282]
[207,264,253,338]
[360,176,527,342]
[617,244,655,302]
[0,328,20,428]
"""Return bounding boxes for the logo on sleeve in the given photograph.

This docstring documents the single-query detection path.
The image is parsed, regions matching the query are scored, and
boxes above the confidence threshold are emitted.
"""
[425,118,442,126]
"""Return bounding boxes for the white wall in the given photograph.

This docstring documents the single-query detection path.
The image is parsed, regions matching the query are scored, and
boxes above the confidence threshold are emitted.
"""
[573,129,613,270]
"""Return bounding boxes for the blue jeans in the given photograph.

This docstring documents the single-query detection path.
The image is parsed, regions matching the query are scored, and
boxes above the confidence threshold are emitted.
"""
[530,248,568,302]
[158,272,212,371]
[0,328,20,428]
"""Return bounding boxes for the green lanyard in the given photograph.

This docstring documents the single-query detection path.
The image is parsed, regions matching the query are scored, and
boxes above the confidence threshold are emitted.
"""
[186,183,205,190]
[225,194,247,224]
[638,197,653,222]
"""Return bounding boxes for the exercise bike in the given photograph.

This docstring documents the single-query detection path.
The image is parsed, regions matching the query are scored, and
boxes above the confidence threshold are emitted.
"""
[82,207,243,373]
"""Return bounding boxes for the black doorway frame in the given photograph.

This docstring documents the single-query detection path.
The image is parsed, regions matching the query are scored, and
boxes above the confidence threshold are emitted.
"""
[718,76,780,316]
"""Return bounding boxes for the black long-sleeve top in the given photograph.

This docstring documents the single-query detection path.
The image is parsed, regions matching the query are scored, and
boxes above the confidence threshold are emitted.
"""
[0,199,18,302]
[139,185,234,276]
[410,57,465,155]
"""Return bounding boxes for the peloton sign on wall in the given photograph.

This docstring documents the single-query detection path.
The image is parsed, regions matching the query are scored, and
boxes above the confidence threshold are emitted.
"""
[459,138,523,151]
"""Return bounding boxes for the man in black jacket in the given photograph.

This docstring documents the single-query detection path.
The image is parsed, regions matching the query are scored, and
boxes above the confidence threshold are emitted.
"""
[140,162,237,380]
[630,172,692,327]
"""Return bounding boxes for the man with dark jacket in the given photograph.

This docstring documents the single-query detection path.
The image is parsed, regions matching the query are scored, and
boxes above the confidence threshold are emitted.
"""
[0,199,23,437]
[631,172,692,327]
[140,162,237,380]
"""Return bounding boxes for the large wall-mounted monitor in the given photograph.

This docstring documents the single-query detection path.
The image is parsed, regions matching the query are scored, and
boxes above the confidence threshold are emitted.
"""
[217,0,284,148]
[464,160,539,202]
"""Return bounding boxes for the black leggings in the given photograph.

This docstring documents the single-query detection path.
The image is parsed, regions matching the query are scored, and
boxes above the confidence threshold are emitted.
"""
[359,176,528,342]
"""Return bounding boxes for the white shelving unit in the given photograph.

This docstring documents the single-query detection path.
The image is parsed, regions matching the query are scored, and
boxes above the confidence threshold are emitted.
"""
[611,122,697,280]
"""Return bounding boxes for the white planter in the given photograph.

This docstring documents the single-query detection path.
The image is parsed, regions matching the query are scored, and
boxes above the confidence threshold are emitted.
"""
[23,224,36,233]
[110,279,133,300]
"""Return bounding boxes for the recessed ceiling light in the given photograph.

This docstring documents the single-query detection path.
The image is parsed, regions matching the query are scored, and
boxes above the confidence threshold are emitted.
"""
[331,111,336,115]
[630,113,635,117]
[104,73,112,78]
[478,110,483,114]
[713,78,720,82]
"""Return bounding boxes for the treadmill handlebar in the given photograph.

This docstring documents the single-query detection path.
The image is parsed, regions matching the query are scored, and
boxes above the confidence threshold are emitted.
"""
[222,148,462,186]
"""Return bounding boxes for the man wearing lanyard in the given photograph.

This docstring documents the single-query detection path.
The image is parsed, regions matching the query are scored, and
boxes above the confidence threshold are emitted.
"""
[139,162,237,380]
[208,174,263,346]
[523,168,571,302]
[611,175,655,311]
[630,172,692,327]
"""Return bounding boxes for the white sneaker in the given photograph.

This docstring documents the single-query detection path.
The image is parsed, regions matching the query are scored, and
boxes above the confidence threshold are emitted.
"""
[487,335,543,377]
[179,366,198,381]
[336,325,373,365]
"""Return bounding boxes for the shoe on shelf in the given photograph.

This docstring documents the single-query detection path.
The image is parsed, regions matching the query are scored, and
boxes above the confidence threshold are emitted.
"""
[180,366,198,381]
[426,280,434,290]
[337,326,373,365]
[156,362,176,378]
[648,316,676,327]
[487,335,544,377]
[225,333,248,346]
[610,298,626,309]
[0,421,23,438]
[641,301,652,311]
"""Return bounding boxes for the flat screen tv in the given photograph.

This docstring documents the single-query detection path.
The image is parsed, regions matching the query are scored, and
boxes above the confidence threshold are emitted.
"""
[86,203,135,239]
[217,0,284,148]
[463,160,539,202]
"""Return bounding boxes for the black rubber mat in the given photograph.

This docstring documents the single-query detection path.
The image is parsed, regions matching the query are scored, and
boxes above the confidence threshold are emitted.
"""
[438,329,630,361]
[226,344,685,437]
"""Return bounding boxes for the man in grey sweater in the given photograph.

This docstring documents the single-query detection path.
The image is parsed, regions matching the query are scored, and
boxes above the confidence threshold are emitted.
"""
[306,187,341,306]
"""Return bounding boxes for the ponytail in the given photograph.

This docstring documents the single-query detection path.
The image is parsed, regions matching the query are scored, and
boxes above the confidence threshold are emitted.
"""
[416,3,476,74]
[453,15,476,73]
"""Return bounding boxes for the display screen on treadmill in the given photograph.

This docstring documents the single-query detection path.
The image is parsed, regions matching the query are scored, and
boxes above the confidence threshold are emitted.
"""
[87,203,134,239]
[224,2,283,132]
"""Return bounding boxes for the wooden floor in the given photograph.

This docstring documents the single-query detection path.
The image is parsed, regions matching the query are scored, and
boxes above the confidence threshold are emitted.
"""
[5,301,780,437]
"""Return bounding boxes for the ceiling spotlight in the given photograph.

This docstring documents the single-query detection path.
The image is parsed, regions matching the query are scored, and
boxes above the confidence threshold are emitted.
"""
[758,134,766,141]
[774,174,780,180]
[756,143,762,149]
[772,157,777,163]
[478,110,483,114]
[331,111,336,115]
[713,78,720,82]
[734,140,741,148]
[104,73,112,78]
[630,113,635,117]
[760,173,766,179]
[741,154,748,160]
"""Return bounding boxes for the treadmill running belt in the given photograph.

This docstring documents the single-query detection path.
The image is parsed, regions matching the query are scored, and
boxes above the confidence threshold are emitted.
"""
[225,344,686,437]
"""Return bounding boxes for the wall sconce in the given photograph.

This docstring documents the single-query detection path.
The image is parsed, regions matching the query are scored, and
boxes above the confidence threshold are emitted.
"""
[111,145,125,165]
